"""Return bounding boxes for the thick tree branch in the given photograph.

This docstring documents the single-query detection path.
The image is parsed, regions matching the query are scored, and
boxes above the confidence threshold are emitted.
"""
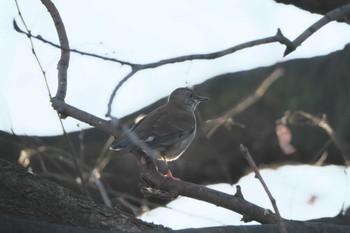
[0,159,166,232]
[14,0,92,196]
[284,3,350,55]
[51,100,120,136]
[135,151,282,224]
[40,0,69,101]
[1,157,350,232]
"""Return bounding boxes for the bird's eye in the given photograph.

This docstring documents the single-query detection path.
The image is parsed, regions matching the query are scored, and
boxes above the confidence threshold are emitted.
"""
[190,94,194,98]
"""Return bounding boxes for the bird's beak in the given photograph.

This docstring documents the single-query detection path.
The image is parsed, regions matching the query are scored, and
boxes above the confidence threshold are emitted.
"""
[194,95,209,102]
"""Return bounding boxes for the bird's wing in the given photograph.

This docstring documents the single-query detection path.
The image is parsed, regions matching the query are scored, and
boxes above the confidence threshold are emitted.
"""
[137,109,195,149]
[112,104,195,150]
[110,115,148,149]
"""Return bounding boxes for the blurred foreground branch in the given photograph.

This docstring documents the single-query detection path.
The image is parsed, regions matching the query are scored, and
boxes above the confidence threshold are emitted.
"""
[205,68,284,138]
[280,110,350,166]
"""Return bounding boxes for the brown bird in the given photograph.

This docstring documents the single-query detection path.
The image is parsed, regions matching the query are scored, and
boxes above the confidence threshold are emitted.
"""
[110,87,208,177]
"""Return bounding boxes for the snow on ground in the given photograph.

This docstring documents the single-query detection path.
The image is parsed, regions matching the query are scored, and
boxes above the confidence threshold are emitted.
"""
[139,165,350,229]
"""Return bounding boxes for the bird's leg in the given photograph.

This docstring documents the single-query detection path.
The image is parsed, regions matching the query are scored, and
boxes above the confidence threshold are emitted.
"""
[163,159,180,180]
[144,153,180,180]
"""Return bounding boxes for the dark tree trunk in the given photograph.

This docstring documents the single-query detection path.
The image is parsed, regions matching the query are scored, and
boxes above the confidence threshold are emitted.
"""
[0,159,166,232]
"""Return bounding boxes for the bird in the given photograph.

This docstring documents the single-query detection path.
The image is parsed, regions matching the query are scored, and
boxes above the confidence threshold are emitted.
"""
[110,87,208,178]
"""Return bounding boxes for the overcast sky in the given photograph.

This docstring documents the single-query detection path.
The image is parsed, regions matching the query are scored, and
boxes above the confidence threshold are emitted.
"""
[1,0,350,136]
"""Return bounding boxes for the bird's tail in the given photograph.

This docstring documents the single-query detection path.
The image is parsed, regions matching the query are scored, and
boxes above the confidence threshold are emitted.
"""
[109,134,131,150]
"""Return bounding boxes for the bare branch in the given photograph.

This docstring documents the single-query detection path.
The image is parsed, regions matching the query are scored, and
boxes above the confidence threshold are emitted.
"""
[284,3,350,56]
[12,20,137,67]
[105,30,291,114]
[51,100,120,136]
[15,0,91,197]
[38,0,92,197]
[136,150,283,224]
[205,68,284,138]
[106,69,138,117]
[240,144,287,233]
[13,21,291,118]
[40,0,70,101]
[90,170,112,207]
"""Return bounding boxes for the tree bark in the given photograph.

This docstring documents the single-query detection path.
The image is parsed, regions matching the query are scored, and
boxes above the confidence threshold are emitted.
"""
[1,216,350,233]
[0,159,166,232]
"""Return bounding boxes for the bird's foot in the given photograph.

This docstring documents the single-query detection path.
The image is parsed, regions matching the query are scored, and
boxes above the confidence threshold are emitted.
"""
[164,169,180,180]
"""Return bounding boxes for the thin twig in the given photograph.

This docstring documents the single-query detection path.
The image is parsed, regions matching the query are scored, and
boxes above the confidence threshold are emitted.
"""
[309,138,332,165]
[12,20,139,67]
[240,144,287,233]
[90,170,112,207]
[206,68,284,138]
[106,69,138,117]
[93,136,115,174]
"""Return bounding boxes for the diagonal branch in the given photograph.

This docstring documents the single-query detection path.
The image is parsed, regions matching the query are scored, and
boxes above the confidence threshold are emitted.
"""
[205,68,284,138]
[136,150,283,224]
[12,20,137,67]
[240,144,287,233]
[284,3,350,56]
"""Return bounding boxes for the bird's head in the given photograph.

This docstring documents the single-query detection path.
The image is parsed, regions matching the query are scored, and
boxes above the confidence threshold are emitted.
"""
[168,88,208,110]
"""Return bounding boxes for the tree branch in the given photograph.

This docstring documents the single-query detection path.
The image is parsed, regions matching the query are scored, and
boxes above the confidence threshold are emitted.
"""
[40,0,69,101]
[284,3,350,56]
[205,68,284,138]
[0,159,166,232]
[135,151,282,224]
[240,145,287,233]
